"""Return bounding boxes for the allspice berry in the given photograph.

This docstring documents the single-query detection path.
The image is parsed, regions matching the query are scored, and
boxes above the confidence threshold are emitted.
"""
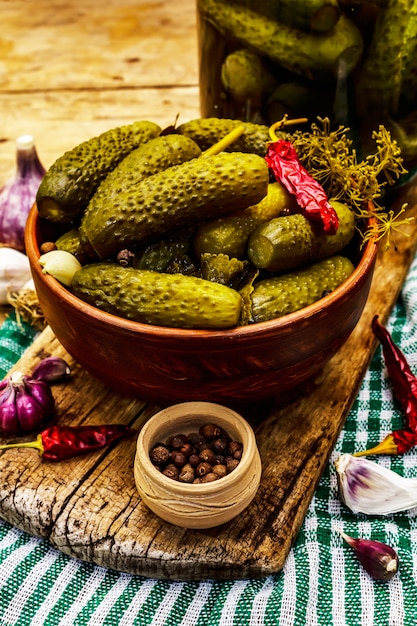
[179,463,195,483]
[149,423,243,484]
[199,423,222,440]
[150,444,170,467]
[196,461,212,477]
[162,463,179,480]
[201,472,219,483]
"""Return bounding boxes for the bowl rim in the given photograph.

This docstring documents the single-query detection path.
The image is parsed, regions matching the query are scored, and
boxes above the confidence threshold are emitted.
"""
[135,401,260,494]
[26,203,379,339]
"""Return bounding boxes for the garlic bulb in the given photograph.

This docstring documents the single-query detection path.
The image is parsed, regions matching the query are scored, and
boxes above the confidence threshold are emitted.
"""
[0,247,33,304]
[335,453,417,515]
[0,135,45,251]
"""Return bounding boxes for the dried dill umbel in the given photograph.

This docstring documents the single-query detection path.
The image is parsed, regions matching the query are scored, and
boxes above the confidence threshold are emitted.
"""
[7,286,46,331]
[287,117,414,246]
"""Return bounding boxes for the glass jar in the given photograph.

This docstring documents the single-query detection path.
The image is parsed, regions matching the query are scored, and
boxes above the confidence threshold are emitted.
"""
[196,0,417,165]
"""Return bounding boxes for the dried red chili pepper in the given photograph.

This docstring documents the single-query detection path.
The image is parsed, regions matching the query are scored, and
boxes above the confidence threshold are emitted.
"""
[265,139,339,234]
[0,424,133,461]
[354,315,417,457]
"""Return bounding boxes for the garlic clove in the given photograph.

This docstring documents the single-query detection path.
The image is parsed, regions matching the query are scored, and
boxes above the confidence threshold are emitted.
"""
[339,530,399,581]
[335,453,417,515]
[31,357,71,383]
[0,247,33,304]
[39,250,82,286]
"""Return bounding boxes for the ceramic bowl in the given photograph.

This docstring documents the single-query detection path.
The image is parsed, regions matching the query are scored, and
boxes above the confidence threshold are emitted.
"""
[133,401,262,528]
[25,204,378,404]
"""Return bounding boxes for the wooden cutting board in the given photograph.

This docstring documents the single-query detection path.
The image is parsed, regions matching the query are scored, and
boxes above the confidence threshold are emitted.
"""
[0,189,416,581]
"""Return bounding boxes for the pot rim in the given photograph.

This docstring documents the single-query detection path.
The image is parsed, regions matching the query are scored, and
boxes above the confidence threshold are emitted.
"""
[135,401,260,494]
[25,203,378,340]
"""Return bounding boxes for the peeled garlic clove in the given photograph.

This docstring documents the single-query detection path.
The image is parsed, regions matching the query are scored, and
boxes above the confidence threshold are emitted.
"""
[39,250,82,286]
[335,453,417,515]
[339,531,399,581]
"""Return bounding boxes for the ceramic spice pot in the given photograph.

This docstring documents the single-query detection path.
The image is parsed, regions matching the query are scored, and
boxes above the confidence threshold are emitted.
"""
[134,401,262,529]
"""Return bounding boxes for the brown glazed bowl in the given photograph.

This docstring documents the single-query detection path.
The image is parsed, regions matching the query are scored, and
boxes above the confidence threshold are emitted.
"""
[25,204,378,405]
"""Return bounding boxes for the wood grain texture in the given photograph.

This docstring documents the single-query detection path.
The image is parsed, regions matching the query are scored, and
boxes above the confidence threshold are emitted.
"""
[0,0,199,324]
[0,0,199,179]
[1,0,417,579]
[0,196,416,581]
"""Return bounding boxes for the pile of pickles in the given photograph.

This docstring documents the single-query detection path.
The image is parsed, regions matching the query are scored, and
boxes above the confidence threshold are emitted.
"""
[197,0,417,163]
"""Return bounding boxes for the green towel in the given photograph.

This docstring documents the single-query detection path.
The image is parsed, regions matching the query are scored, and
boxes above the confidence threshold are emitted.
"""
[1,258,417,626]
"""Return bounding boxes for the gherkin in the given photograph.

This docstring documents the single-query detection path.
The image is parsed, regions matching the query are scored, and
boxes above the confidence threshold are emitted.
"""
[36,120,161,223]
[251,255,355,322]
[176,117,271,156]
[87,134,201,209]
[194,181,294,260]
[71,263,242,329]
[80,151,269,259]
[247,200,356,272]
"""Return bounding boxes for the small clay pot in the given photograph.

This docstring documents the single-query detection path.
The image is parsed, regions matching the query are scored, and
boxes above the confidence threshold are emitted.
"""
[134,402,262,529]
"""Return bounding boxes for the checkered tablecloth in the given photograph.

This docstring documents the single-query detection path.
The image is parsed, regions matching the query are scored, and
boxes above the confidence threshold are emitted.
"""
[1,254,417,626]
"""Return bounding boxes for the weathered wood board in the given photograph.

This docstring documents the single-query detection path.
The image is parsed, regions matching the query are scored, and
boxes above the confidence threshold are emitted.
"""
[0,191,416,581]
[0,0,200,181]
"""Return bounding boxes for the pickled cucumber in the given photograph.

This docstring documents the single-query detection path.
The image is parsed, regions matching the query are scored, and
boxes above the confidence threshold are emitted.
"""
[87,134,201,210]
[55,228,90,264]
[221,49,277,106]
[250,255,355,322]
[36,120,161,223]
[80,151,269,259]
[200,0,364,81]
[176,118,271,155]
[247,200,355,272]
[194,181,296,259]
[71,263,242,329]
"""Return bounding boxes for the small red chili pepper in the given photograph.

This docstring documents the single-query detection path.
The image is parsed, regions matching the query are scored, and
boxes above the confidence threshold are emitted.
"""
[265,138,339,234]
[0,424,133,461]
[354,315,417,457]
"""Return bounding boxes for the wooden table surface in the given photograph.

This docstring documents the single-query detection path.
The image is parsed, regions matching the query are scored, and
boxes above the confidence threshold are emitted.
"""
[0,0,201,322]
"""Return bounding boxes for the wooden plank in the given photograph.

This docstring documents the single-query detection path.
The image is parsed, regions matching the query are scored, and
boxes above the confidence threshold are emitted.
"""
[0,0,199,179]
[0,0,198,92]
[0,87,200,179]
[0,194,416,581]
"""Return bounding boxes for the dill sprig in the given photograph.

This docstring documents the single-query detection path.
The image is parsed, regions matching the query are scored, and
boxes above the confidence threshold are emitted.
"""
[286,117,413,244]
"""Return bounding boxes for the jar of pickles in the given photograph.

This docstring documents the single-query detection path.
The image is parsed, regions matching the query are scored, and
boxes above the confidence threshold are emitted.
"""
[196,0,417,165]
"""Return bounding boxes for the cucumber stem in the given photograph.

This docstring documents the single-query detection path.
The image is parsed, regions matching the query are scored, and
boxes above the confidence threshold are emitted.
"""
[269,117,308,141]
[202,125,246,156]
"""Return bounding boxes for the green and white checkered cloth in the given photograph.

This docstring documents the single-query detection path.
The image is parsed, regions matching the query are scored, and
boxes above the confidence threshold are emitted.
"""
[1,254,417,626]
